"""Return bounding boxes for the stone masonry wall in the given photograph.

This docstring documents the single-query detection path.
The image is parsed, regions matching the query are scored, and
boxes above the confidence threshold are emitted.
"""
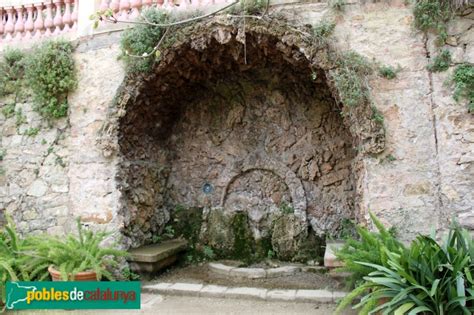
[0,1,472,244]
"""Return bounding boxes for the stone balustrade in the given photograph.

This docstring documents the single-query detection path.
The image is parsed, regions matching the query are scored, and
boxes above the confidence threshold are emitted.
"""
[0,1,78,42]
[0,0,231,45]
[98,0,230,20]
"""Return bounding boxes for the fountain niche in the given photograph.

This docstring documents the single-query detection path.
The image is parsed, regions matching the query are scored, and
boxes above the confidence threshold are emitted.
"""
[116,25,357,262]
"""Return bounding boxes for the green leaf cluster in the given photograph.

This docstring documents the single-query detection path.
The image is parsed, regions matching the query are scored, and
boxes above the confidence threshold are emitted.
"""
[378,65,399,79]
[0,48,26,98]
[336,217,474,314]
[331,51,374,108]
[335,212,405,289]
[452,63,474,112]
[0,217,51,303]
[413,0,452,45]
[120,9,173,73]
[355,224,474,314]
[25,40,77,119]
[427,49,452,72]
[32,219,128,281]
[0,217,128,303]
[311,20,336,45]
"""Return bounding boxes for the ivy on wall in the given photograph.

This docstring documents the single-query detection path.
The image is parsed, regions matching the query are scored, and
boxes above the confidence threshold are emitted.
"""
[0,40,77,120]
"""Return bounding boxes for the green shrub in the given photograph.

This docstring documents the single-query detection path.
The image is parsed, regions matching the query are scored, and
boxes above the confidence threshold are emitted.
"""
[24,127,39,137]
[227,0,267,15]
[413,0,452,44]
[331,52,373,108]
[311,20,336,45]
[0,48,26,98]
[427,49,452,72]
[452,63,474,112]
[330,0,346,11]
[378,65,398,79]
[25,40,77,119]
[120,9,174,73]
[335,212,404,289]
[1,103,15,119]
[353,224,474,314]
[371,106,384,124]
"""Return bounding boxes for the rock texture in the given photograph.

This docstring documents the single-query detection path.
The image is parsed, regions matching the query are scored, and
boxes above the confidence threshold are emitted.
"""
[0,2,472,249]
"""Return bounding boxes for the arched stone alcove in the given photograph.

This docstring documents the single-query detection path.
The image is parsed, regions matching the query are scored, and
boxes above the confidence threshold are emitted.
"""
[107,17,385,254]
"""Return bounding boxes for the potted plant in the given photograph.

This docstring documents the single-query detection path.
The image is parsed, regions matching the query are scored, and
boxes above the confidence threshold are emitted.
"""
[35,219,128,281]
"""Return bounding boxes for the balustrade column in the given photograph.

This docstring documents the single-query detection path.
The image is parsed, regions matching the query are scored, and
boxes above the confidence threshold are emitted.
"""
[4,7,15,41]
[24,5,35,39]
[119,0,131,19]
[110,0,120,17]
[63,0,73,31]
[130,0,142,18]
[143,0,153,7]
[53,0,64,35]
[0,9,4,42]
[100,0,110,11]
[71,0,78,29]
[44,2,54,36]
[34,3,45,39]
[14,6,25,41]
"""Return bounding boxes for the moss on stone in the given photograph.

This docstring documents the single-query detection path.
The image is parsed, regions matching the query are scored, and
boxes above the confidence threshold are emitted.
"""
[231,212,256,264]
[205,208,234,257]
[170,205,203,246]
[255,235,273,259]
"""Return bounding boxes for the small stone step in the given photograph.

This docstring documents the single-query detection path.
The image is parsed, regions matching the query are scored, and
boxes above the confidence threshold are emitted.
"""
[324,241,345,268]
[142,282,348,303]
[128,239,188,274]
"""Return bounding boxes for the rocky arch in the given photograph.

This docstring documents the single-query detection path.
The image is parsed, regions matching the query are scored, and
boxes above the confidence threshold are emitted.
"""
[102,16,385,248]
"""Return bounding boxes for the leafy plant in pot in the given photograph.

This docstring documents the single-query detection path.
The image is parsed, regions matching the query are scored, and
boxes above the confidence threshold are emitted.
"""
[34,219,128,281]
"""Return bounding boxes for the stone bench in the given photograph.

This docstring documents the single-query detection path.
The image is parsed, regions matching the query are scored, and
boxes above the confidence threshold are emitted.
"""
[128,239,188,275]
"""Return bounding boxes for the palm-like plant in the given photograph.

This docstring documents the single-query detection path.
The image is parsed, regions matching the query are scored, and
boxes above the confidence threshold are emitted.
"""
[350,224,474,314]
[0,218,50,304]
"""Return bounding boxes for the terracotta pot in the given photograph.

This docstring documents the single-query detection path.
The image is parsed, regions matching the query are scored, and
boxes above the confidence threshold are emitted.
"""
[48,265,98,281]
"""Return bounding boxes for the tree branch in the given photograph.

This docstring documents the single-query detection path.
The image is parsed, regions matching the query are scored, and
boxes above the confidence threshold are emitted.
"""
[105,0,239,28]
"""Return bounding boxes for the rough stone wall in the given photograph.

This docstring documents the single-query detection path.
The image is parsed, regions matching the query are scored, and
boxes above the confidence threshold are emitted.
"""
[429,12,473,232]
[0,100,70,235]
[331,2,473,237]
[67,37,125,236]
[164,74,356,239]
[0,1,472,246]
[0,34,125,237]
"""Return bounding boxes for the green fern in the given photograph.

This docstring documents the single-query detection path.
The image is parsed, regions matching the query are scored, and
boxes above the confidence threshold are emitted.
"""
[32,219,128,281]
